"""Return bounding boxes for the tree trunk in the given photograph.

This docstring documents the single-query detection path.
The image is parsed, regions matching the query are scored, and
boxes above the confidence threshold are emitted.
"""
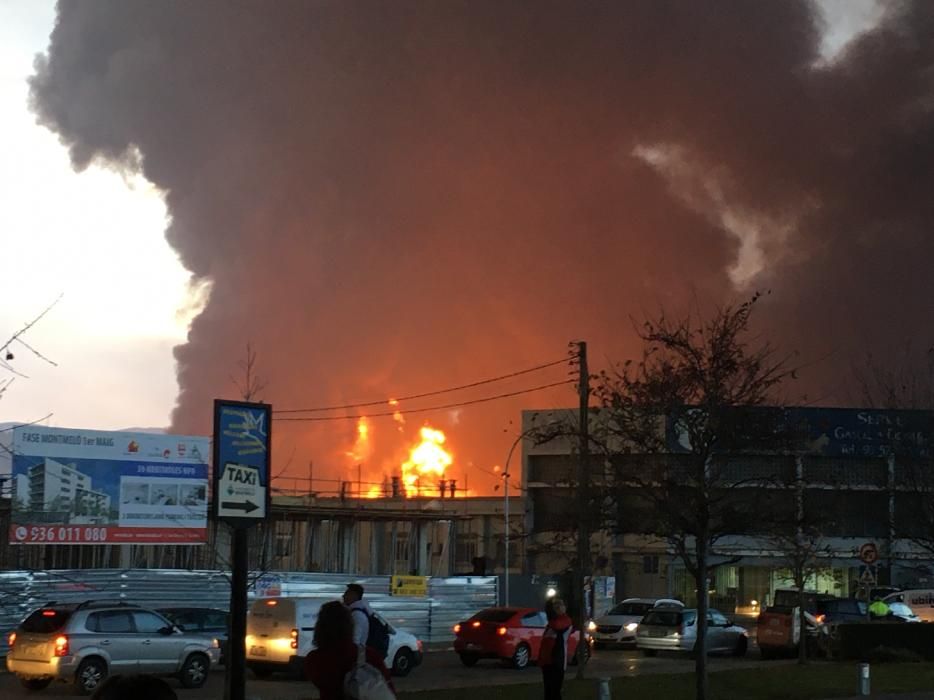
[694,540,709,700]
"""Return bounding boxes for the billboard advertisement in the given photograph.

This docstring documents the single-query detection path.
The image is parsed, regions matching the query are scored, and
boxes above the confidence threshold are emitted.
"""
[9,426,210,545]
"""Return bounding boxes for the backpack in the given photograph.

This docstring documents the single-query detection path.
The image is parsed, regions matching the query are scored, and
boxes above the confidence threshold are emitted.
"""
[354,608,391,658]
[343,644,395,700]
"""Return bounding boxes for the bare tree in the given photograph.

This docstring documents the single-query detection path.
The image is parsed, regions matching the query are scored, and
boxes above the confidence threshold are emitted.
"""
[765,474,834,664]
[1,294,62,400]
[230,342,267,403]
[592,293,796,700]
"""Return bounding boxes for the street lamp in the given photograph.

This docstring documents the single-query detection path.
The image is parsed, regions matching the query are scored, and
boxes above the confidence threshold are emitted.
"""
[501,431,529,607]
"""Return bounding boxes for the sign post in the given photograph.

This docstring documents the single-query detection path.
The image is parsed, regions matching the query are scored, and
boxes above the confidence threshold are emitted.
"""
[859,542,879,621]
[213,400,271,700]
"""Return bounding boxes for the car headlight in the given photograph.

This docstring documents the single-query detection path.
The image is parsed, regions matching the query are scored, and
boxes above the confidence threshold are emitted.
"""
[587,621,597,632]
[625,622,639,632]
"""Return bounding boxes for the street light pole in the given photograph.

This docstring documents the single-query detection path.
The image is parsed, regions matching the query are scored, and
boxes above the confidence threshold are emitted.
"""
[502,432,526,607]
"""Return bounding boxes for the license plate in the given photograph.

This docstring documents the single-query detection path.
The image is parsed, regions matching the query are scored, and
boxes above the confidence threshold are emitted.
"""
[465,643,480,650]
[249,646,267,657]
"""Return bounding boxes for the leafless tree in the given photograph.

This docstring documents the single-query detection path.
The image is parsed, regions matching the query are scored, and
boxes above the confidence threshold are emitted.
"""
[1,294,62,401]
[591,293,796,700]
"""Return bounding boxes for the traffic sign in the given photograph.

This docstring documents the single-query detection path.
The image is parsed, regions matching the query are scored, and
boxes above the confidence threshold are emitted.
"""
[217,462,266,519]
[859,542,879,565]
[859,564,877,586]
[213,400,272,528]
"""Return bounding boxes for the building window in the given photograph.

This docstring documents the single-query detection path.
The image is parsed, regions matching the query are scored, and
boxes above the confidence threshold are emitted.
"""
[275,534,291,558]
[643,555,659,574]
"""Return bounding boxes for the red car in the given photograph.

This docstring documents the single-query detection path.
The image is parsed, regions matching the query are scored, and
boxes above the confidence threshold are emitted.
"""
[453,607,585,669]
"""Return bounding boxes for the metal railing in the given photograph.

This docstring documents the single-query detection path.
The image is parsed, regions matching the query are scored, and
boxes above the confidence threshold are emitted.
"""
[0,568,497,655]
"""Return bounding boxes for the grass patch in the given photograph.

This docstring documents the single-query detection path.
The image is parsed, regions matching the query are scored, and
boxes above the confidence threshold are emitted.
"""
[399,662,934,700]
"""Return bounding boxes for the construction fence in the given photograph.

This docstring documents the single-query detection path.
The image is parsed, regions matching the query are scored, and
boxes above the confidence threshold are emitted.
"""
[0,569,497,656]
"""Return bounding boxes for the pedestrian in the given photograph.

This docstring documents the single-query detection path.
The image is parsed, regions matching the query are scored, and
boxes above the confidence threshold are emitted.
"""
[91,675,177,700]
[343,582,371,646]
[868,596,890,619]
[539,598,573,700]
[304,600,396,700]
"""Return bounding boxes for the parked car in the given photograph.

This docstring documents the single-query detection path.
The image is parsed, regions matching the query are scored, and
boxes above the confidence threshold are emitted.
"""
[886,601,921,623]
[5,600,220,694]
[453,607,586,670]
[590,598,684,648]
[816,598,865,625]
[245,597,422,678]
[157,607,229,664]
[636,607,748,657]
[884,590,934,622]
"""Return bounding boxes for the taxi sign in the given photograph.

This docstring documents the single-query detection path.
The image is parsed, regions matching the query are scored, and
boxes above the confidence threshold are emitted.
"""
[213,400,272,527]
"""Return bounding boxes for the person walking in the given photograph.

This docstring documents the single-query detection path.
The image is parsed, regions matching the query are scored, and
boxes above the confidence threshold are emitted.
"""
[343,583,371,646]
[539,598,573,700]
[304,601,396,700]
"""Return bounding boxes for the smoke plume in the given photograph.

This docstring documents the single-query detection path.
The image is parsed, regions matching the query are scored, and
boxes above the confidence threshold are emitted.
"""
[30,1,934,493]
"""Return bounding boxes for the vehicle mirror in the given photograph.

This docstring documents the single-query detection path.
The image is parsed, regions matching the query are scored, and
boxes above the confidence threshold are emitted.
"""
[159,625,175,635]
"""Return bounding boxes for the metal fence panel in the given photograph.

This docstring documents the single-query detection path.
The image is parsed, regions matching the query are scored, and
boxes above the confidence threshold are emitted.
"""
[0,569,497,655]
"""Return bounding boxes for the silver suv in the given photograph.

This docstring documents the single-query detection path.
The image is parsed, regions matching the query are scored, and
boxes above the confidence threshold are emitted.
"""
[6,601,221,694]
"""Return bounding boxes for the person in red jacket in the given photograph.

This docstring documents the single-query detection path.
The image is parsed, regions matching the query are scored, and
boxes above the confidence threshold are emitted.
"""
[304,600,396,699]
[539,598,572,700]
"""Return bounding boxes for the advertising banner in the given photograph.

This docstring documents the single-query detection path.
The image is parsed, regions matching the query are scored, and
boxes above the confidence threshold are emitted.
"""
[9,426,209,545]
[390,575,428,597]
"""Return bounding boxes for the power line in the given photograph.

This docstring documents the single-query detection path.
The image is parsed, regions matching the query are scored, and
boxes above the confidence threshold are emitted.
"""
[276,380,574,422]
[274,357,569,414]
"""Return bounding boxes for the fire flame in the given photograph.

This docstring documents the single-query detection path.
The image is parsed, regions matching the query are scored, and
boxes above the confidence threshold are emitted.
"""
[346,417,371,463]
[401,425,453,496]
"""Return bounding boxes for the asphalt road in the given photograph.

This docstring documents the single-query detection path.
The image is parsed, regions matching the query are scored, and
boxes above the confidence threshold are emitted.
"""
[2,645,788,699]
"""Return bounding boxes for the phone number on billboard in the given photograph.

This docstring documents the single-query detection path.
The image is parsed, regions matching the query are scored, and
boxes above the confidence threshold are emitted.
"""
[17,526,109,543]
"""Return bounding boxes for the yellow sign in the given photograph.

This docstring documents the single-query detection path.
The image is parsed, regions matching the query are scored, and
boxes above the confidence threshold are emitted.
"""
[390,575,428,597]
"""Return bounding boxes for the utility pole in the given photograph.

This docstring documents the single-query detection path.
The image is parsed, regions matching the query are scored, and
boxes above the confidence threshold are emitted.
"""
[575,341,590,675]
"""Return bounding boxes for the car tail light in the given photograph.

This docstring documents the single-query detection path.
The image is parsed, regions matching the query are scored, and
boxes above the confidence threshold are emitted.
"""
[42,610,57,617]
[471,621,481,628]
[54,635,69,657]
[453,624,461,634]
[290,628,298,649]
[497,626,507,636]
[266,600,278,606]
[417,640,423,652]
[213,638,221,649]
[815,614,826,624]
[7,632,16,648]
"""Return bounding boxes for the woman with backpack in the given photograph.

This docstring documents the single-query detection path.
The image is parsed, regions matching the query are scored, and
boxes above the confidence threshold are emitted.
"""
[304,601,396,699]
[539,598,573,700]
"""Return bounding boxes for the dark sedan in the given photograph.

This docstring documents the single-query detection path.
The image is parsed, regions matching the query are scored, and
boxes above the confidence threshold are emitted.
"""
[158,607,230,664]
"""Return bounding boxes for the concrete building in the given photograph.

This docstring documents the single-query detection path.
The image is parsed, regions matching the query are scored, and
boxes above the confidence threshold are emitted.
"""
[522,406,934,613]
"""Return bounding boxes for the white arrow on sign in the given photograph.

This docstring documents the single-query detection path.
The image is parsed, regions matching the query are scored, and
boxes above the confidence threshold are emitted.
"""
[217,462,267,520]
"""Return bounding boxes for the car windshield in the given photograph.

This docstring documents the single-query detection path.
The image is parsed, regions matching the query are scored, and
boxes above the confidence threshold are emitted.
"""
[472,609,517,623]
[642,610,695,627]
[609,602,653,616]
[21,608,72,633]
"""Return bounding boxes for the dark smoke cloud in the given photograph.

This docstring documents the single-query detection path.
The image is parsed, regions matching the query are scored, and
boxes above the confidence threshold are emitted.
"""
[30,1,934,492]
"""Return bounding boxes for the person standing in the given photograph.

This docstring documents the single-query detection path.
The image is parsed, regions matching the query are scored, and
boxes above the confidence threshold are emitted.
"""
[343,582,371,646]
[539,598,572,700]
[304,601,396,700]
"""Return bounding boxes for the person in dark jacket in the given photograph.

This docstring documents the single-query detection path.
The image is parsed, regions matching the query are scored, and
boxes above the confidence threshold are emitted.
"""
[304,600,396,699]
[539,598,573,700]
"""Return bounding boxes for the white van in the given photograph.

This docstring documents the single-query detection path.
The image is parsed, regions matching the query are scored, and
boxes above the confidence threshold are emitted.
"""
[245,597,423,678]
[884,590,934,622]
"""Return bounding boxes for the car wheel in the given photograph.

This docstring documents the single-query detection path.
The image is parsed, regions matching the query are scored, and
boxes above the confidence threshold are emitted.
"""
[392,648,415,677]
[179,653,210,689]
[511,643,531,670]
[732,636,748,657]
[75,657,108,696]
[249,664,274,679]
[20,678,53,691]
[642,649,658,657]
